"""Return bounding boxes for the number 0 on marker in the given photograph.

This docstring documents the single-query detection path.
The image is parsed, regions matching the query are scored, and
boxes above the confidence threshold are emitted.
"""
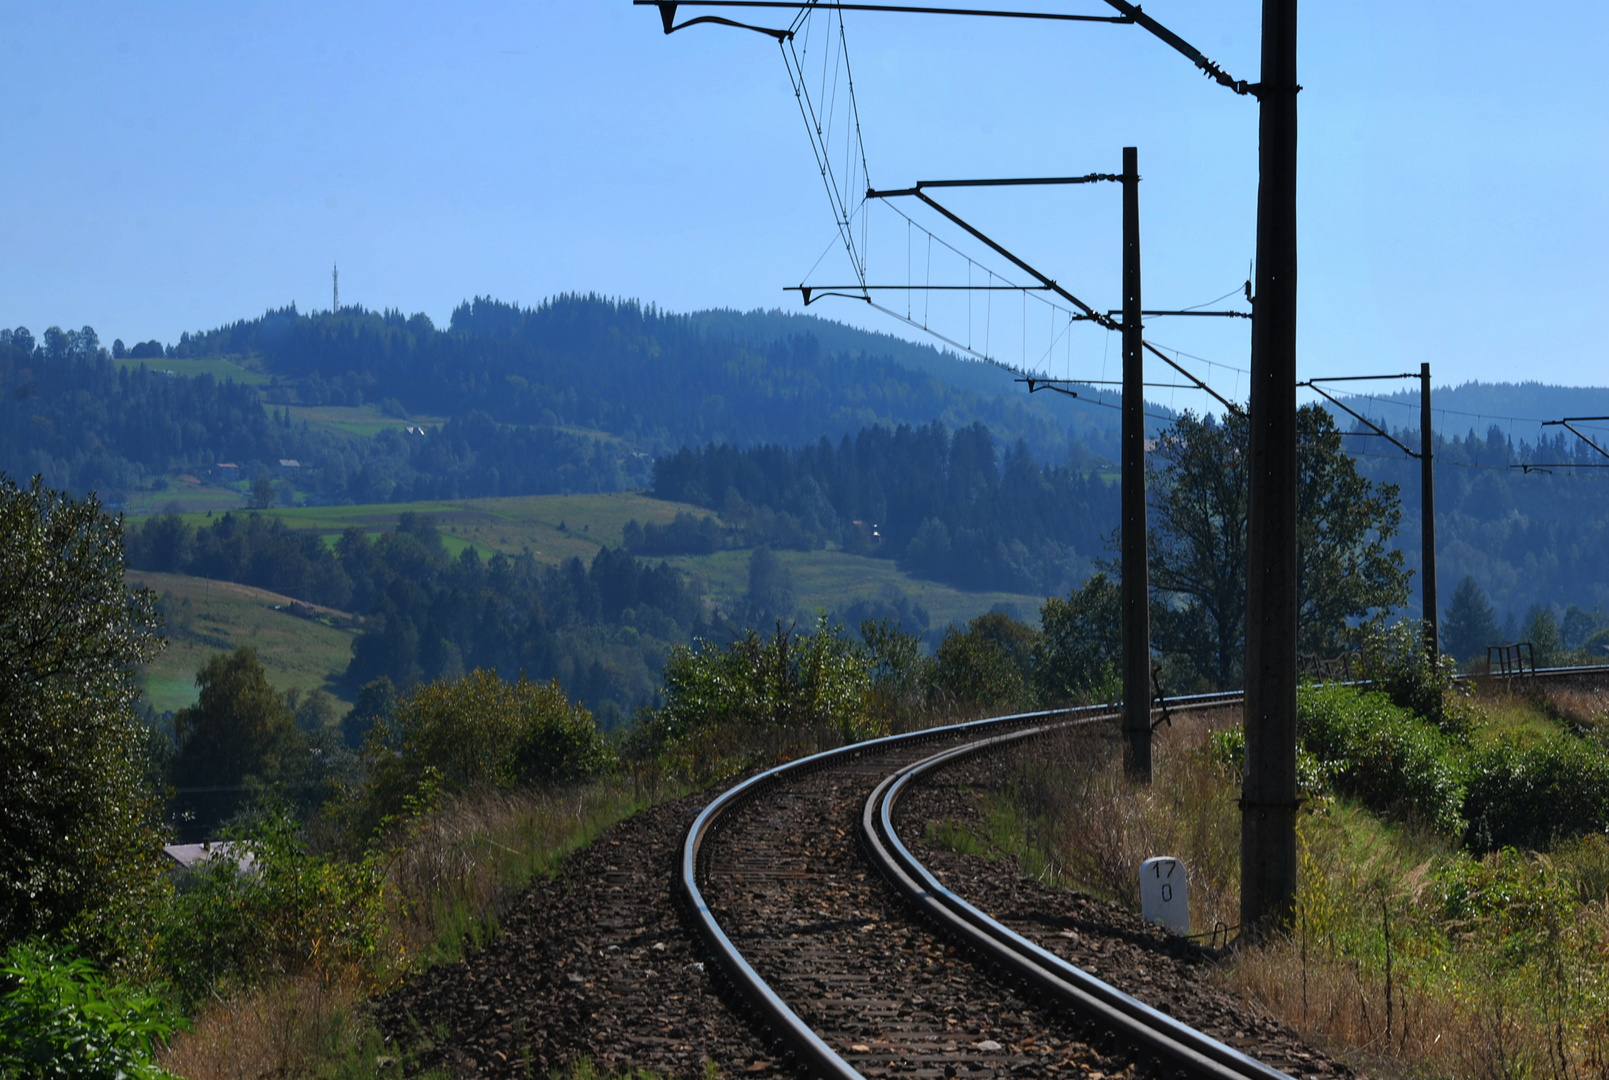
[1139,856,1190,934]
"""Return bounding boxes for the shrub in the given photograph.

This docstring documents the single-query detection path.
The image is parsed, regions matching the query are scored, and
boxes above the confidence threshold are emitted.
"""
[1207,727,1334,809]
[634,616,880,772]
[1033,574,1121,706]
[933,612,1038,711]
[0,941,185,1080]
[859,618,937,725]
[154,809,387,1008]
[1356,619,1468,735]
[1462,736,1609,853]
[359,670,612,831]
[1297,684,1465,834]
[1432,847,1575,963]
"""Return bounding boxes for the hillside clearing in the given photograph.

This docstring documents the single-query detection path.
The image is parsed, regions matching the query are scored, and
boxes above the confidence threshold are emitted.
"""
[128,570,356,713]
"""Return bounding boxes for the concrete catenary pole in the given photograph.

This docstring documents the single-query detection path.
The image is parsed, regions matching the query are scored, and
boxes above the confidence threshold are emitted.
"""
[1121,146,1151,781]
[1241,0,1300,935]
[1421,361,1438,655]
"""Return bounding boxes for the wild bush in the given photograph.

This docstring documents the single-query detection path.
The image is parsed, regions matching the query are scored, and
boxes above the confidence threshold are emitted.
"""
[357,670,612,833]
[633,616,880,776]
[154,809,387,1008]
[1297,684,1465,835]
[0,941,185,1080]
[932,612,1038,711]
[1462,736,1609,852]
[1356,619,1469,736]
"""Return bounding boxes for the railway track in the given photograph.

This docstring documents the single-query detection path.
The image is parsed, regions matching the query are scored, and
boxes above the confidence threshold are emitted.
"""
[684,696,1267,1080]
[684,666,1609,1080]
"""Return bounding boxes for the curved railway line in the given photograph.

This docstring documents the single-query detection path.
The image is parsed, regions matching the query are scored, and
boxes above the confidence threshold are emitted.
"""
[377,664,1609,1077]
[684,667,1609,1080]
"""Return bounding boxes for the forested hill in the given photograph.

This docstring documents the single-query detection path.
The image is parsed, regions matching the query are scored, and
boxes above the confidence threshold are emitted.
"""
[178,295,1126,461]
[1,296,1140,505]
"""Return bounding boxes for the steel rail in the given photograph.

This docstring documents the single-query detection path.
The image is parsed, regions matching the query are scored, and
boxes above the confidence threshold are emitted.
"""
[680,666,1609,1078]
[863,697,1291,1080]
[679,691,1238,1078]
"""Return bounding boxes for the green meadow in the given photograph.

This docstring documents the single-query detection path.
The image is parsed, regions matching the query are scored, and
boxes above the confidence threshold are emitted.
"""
[128,570,357,714]
[127,491,706,564]
[663,547,1044,630]
[124,492,1050,714]
[113,354,270,385]
[278,403,450,438]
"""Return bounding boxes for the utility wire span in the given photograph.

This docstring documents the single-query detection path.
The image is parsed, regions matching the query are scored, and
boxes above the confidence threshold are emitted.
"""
[640,1,1253,95]
[864,185,1238,409]
[1543,417,1609,463]
[1301,381,1420,459]
[644,1,1133,31]
[781,7,873,289]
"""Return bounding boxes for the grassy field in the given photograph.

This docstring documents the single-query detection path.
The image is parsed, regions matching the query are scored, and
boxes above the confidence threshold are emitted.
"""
[119,483,248,517]
[126,491,1046,627]
[279,403,450,438]
[114,354,270,385]
[665,547,1044,631]
[127,491,707,564]
[123,491,1048,712]
[129,571,356,714]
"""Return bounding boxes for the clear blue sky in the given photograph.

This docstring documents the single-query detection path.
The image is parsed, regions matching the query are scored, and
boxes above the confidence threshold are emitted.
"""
[3,1,1605,412]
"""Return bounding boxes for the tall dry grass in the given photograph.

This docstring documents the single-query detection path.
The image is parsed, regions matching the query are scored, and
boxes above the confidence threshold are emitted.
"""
[1019,706,1243,936]
[158,775,671,1080]
[1019,694,1609,1080]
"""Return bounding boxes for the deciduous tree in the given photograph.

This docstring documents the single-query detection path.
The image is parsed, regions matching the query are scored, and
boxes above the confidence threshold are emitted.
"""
[1147,406,1410,689]
[0,475,167,956]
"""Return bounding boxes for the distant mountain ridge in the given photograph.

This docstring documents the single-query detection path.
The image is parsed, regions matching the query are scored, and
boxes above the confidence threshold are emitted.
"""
[173,294,1133,465]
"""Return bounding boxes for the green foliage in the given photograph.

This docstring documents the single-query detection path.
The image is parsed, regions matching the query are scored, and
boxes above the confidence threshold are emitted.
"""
[0,941,185,1080]
[622,511,724,556]
[0,475,169,959]
[1433,848,1576,964]
[1297,684,1465,835]
[341,676,398,749]
[1462,736,1609,853]
[1356,619,1467,735]
[933,612,1038,711]
[655,422,1117,595]
[1206,727,1334,808]
[154,808,386,1008]
[1032,572,1121,706]
[1522,604,1565,667]
[1442,574,1500,662]
[746,547,797,624]
[171,646,308,832]
[641,616,880,768]
[858,618,936,723]
[1148,407,1410,690]
[1295,409,1410,654]
[359,670,612,832]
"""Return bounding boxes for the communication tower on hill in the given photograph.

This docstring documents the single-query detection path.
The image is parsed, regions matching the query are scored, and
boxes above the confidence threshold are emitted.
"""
[332,263,339,313]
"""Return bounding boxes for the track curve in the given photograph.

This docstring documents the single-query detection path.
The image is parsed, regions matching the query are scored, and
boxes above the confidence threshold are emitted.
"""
[683,666,1609,1079]
[682,697,1251,1079]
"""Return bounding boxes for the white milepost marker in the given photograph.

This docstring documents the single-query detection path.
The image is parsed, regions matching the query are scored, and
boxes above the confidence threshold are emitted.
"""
[1139,856,1190,934]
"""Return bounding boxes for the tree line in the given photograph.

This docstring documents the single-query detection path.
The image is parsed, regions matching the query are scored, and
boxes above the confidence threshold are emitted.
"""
[653,420,1119,595]
[127,511,710,728]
